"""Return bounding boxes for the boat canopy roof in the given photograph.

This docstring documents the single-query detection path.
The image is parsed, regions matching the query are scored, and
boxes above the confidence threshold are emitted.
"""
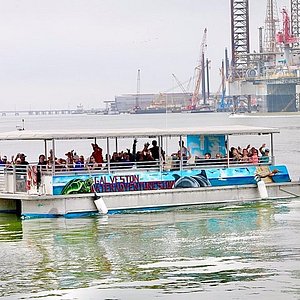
[0,125,279,141]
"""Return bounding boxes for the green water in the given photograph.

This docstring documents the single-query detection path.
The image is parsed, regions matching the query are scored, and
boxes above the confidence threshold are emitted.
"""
[0,113,300,299]
[1,200,300,299]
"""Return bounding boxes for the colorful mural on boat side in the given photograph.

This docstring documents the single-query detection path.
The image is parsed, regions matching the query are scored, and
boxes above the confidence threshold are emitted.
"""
[53,165,291,195]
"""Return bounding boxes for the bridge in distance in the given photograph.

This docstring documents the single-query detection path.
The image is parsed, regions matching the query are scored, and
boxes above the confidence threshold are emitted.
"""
[0,109,97,116]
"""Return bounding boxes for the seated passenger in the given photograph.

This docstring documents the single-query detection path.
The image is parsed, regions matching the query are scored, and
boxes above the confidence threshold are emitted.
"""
[65,150,74,169]
[230,147,241,161]
[248,147,259,164]
[73,155,85,170]
[55,158,67,171]
[119,152,133,168]
[86,155,101,170]
[240,148,249,163]
[213,153,227,165]
[204,153,211,159]
[110,152,121,168]
[141,143,153,160]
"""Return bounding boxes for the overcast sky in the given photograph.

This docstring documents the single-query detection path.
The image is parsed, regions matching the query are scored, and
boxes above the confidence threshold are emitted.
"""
[0,0,289,110]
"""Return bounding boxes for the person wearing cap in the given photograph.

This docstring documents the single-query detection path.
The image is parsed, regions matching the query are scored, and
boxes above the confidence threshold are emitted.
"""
[14,154,28,175]
[0,156,7,165]
[19,153,29,165]
[259,143,270,164]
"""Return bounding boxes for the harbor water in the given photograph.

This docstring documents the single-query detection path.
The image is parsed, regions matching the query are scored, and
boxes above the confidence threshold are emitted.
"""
[0,112,300,299]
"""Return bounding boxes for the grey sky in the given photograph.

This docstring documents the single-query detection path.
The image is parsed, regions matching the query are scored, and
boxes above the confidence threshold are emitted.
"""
[0,0,289,110]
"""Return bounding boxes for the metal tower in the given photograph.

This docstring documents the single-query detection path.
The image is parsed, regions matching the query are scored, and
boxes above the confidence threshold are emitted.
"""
[264,0,280,53]
[291,0,300,47]
[230,0,250,79]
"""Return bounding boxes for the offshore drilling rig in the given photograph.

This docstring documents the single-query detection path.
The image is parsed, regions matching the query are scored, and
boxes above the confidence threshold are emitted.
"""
[226,0,300,112]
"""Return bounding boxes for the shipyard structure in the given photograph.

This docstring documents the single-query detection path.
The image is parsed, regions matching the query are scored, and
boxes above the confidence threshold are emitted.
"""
[226,0,300,113]
[115,93,194,114]
[111,0,300,114]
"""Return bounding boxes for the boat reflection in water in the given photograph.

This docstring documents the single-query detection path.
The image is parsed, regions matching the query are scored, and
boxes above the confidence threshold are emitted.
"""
[1,199,298,299]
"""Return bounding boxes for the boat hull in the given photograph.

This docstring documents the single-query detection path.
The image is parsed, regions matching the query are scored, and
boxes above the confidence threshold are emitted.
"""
[1,181,299,218]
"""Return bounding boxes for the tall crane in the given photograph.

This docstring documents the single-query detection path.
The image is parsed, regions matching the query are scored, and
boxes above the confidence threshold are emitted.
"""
[276,8,299,45]
[191,28,207,109]
[172,73,187,93]
[276,8,299,66]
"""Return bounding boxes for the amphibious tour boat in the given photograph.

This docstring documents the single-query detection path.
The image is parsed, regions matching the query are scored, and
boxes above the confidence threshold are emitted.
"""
[0,125,299,218]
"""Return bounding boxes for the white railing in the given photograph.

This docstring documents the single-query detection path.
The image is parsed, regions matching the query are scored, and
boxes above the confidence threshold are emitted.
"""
[0,156,274,195]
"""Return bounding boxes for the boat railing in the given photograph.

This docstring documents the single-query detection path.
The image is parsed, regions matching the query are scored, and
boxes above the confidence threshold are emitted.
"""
[2,165,30,193]
[0,155,274,195]
[165,156,274,170]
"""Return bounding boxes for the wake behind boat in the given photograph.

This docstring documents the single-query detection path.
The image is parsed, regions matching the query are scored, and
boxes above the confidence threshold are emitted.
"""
[0,125,299,218]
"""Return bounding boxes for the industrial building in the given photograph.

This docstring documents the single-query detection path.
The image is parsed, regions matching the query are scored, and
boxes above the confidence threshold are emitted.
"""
[226,0,300,113]
[115,92,192,113]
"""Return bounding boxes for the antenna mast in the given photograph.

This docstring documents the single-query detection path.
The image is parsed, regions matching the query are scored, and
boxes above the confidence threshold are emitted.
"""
[135,69,141,110]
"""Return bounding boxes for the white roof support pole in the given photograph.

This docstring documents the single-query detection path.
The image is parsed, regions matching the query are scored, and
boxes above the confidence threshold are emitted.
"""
[226,134,230,168]
[44,140,47,158]
[51,139,55,174]
[270,133,275,165]
[106,137,110,173]
[115,137,118,153]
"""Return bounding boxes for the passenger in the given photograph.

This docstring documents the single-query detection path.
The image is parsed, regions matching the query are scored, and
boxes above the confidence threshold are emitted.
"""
[259,144,270,163]
[15,153,29,174]
[47,149,55,165]
[110,152,121,169]
[149,140,165,161]
[248,147,259,164]
[55,158,67,171]
[0,155,9,167]
[37,154,48,170]
[213,153,227,165]
[19,153,28,165]
[79,155,85,165]
[86,155,101,170]
[177,141,191,160]
[65,150,74,169]
[215,153,222,159]
[230,147,241,161]
[240,148,249,163]
[204,153,211,159]
[73,154,85,170]
[119,152,133,168]
[37,154,48,188]
[141,142,154,161]
[14,157,27,174]
[91,143,103,166]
